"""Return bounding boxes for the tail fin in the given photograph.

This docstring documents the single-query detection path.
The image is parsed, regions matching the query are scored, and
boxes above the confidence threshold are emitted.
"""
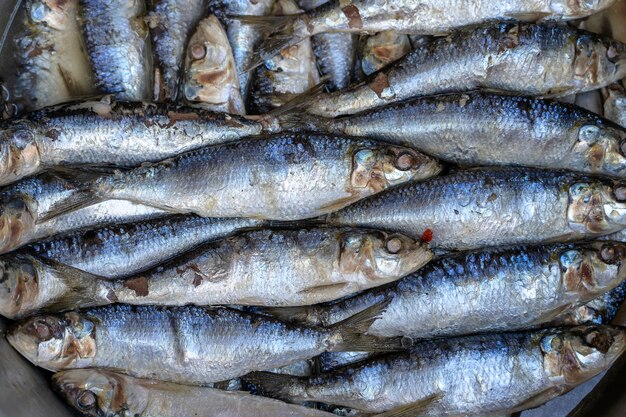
[38,189,102,223]
[268,79,327,117]
[261,305,324,327]
[243,371,301,401]
[276,111,331,133]
[330,299,402,352]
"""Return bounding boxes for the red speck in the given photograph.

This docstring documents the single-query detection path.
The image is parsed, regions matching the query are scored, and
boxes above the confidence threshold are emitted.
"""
[420,229,433,243]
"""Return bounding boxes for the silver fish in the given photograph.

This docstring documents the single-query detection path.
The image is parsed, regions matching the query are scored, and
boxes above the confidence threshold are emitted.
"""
[183,15,246,115]
[53,369,334,417]
[0,99,265,186]
[51,133,440,221]
[603,81,626,126]
[7,303,398,384]
[248,0,618,67]
[11,0,96,111]
[327,168,626,251]
[251,0,320,114]
[281,92,626,179]
[148,0,207,102]
[0,228,430,319]
[246,326,626,415]
[551,280,626,326]
[79,0,152,101]
[267,242,626,339]
[361,31,411,76]
[301,23,626,118]
[0,174,166,255]
[30,215,264,278]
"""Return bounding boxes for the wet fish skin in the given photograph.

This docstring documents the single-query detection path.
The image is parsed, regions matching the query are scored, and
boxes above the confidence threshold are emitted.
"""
[7,303,395,384]
[82,133,441,221]
[327,168,626,251]
[0,174,166,255]
[249,326,626,415]
[79,0,153,101]
[30,215,264,279]
[304,23,626,117]
[267,241,626,339]
[149,0,207,102]
[12,0,96,111]
[183,15,246,115]
[283,93,626,179]
[53,369,334,417]
[0,100,265,186]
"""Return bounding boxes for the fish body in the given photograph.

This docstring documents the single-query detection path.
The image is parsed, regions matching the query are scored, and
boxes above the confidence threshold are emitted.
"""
[285,93,626,178]
[12,0,96,111]
[328,168,626,250]
[183,15,245,114]
[7,303,396,384]
[53,369,335,417]
[0,100,264,186]
[79,0,152,101]
[247,326,626,415]
[76,133,440,221]
[304,23,626,117]
[149,0,207,102]
[268,242,626,338]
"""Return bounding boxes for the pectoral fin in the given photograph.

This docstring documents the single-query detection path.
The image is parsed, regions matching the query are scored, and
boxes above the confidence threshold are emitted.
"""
[373,393,443,417]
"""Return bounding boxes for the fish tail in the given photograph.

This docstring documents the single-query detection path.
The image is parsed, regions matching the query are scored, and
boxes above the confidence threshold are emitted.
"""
[243,371,302,401]
[261,305,322,327]
[330,298,403,352]
[276,111,329,133]
[268,79,328,117]
[38,189,102,223]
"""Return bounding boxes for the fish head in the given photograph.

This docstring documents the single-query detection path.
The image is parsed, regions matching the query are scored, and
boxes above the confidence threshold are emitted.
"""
[550,0,617,16]
[351,145,440,194]
[53,369,148,417]
[541,325,626,385]
[6,311,97,370]
[0,196,36,254]
[570,123,626,177]
[567,181,626,234]
[572,34,626,89]
[0,254,41,320]
[27,0,76,30]
[339,230,432,281]
[559,242,626,299]
[0,125,41,186]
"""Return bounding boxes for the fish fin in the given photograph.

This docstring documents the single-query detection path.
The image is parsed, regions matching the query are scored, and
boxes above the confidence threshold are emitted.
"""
[268,78,328,117]
[276,111,329,132]
[513,386,567,412]
[242,371,300,400]
[212,380,232,391]
[536,303,576,324]
[373,393,443,417]
[37,190,102,224]
[316,195,358,214]
[504,12,552,22]
[262,305,322,326]
[297,282,349,296]
[0,0,22,57]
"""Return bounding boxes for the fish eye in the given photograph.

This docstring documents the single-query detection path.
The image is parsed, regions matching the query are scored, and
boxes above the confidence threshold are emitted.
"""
[607,45,620,63]
[579,125,600,143]
[190,43,207,60]
[600,244,618,264]
[385,237,403,254]
[614,185,626,202]
[32,320,52,341]
[394,153,415,171]
[77,390,97,410]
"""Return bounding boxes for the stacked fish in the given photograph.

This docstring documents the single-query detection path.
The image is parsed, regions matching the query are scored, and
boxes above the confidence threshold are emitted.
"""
[1,0,626,416]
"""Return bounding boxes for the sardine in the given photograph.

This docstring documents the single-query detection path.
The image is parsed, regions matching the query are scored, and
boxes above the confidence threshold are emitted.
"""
[53,369,335,417]
[361,31,411,76]
[11,0,96,111]
[246,326,626,415]
[281,92,626,178]
[47,133,441,221]
[298,23,626,118]
[552,280,626,326]
[250,0,320,114]
[326,168,626,250]
[0,174,166,255]
[79,0,152,101]
[267,242,626,339]
[148,0,207,102]
[0,99,265,186]
[30,215,263,278]
[603,81,626,126]
[0,228,430,319]
[209,0,275,104]
[247,0,618,67]
[7,303,399,384]
[183,15,246,115]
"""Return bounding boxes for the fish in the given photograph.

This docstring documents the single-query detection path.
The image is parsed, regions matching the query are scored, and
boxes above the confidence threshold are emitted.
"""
[294,23,626,118]
[360,31,411,76]
[265,241,626,339]
[245,325,626,415]
[209,0,275,104]
[0,174,166,255]
[53,369,335,417]
[246,0,619,68]
[7,302,400,384]
[603,81,626,126]
[44,133,441,222]
[11,0,96,111]
[0,99,266,186]
[29,215,264,279]
[325,168,626,251]
[182,15,246,115]
[148,0,207,102]
[279,92,626,179]
[0,228,430,319]
[79,0,152,101]
[551,280,626,326]
[298,0,356,91]
[250,0,321,114]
